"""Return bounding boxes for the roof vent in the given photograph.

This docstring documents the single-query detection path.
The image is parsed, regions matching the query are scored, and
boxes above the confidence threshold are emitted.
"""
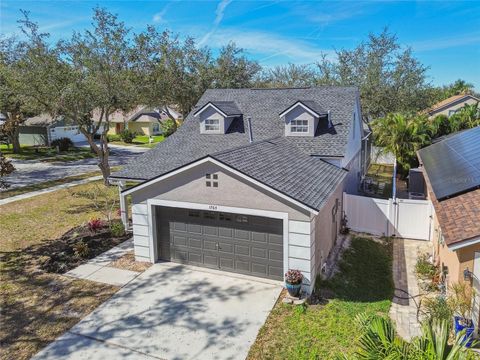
[327,110,332,128]
[246,116,253,143]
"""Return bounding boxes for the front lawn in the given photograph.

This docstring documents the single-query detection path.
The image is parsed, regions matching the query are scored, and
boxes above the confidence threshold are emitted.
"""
[0,181,123,360]
[109,134,165,148]
[0,144,95,162]
[248,236,393,360]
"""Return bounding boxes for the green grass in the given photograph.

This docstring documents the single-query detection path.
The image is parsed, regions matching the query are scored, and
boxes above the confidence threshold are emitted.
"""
[248,237,393,360]
[364,163,394,198]
[109,135,165,148]
[0,144,95,162]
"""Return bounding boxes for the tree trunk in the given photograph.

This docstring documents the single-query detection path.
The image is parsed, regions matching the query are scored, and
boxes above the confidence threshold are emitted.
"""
[10,127,21,154]
[79,128,110,185]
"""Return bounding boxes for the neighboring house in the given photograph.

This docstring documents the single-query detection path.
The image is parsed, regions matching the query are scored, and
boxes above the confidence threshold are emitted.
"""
[417,126,480,330]
[110,87,366,293]
[19,114,86,146]
[97,106,183,136]
[425,94,479,119]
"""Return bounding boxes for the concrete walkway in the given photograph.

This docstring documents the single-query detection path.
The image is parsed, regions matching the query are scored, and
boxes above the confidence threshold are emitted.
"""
[389,238,431,340]
[65,239,140,287]
[34,262,282,360]
[0,175,103,206]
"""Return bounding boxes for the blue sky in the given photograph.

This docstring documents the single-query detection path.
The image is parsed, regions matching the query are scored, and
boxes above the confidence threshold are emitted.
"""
[1,0,479,89]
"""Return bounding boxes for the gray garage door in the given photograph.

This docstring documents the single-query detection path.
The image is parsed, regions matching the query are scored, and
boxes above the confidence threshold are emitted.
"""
[156,207,284,280]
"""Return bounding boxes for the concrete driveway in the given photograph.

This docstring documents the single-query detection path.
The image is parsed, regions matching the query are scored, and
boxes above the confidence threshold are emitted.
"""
[33,262,282,360]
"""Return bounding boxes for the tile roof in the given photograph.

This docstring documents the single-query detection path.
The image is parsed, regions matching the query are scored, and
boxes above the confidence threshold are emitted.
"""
[212,137,347,211]
[425,94,480,115]
[111,86,359,181]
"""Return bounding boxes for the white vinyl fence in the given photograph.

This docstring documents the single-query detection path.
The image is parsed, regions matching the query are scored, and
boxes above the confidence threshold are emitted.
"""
[343,193,433,241]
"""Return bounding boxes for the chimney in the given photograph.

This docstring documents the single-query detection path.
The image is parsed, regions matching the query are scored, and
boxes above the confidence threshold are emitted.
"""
[246,116,253,143]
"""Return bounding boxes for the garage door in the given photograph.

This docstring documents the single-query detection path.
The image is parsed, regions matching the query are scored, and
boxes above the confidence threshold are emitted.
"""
[156,207,284,280]
[50,126,87,144]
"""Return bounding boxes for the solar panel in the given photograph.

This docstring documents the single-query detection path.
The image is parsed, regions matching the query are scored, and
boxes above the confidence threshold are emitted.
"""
[418,126,480,201]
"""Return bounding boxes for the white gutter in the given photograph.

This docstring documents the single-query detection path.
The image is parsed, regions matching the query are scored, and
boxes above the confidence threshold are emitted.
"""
[448,236,480,251]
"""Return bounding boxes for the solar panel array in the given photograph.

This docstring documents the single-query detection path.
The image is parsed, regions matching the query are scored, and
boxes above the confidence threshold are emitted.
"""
[418,126,480,201]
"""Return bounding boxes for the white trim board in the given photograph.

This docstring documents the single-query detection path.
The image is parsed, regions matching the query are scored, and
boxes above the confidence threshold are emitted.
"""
[448,236,480,251]
[146,199,290,277]
[279,101,324,118]
[123,156,318,215]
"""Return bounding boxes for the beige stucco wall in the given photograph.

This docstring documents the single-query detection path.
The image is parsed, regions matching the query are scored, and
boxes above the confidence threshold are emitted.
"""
[429,97,478,118]
[129,122,153,136]
[313,178,344,278]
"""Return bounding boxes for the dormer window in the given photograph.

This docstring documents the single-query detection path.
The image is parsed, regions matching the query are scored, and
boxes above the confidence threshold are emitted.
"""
[280,100,327,137]
[290,119,309,133]
[194,101,242,134]
[205,118,220,132]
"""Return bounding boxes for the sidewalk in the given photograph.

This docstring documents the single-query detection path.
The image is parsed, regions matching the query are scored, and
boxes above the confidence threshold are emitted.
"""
[389,238,430,340]
[65,239,142,287]
[0,175,103,206]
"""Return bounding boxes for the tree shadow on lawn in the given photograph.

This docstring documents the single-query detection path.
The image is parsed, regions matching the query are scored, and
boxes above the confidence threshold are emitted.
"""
[316,236,394,303]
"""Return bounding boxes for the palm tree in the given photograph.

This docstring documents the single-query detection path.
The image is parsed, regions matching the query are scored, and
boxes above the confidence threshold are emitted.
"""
[338,314,476,360]
[449,103,480,133]
[371,113,433,175]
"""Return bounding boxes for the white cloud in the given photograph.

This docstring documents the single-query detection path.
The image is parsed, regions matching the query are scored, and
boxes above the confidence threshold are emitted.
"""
[206,29,335,65]
[199,0,232,46]
[152,4,170,24]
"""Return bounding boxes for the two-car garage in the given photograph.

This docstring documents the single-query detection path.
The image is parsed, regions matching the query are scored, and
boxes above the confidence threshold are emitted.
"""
[155,207,284,280]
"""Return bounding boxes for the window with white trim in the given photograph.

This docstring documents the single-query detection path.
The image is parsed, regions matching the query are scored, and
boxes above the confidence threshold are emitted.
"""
[205,118,220,131]
[290,119,308,133]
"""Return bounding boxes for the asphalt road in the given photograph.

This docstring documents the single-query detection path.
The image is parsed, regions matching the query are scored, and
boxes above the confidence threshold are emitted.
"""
[4,144,147,189]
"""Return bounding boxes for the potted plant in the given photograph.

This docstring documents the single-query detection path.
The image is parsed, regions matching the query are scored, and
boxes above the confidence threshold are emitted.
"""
[448,283,475,347]
[285,269,303,297]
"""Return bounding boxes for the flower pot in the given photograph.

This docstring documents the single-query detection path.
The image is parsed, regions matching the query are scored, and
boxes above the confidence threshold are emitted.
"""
[285,282,302,297]
[454,316,475,347]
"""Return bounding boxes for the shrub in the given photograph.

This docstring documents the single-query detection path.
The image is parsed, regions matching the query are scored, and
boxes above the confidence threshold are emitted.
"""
[87,218,103,232]
[51,137,73,151]
[285,269,303,284]
[415,253,436,279]
[161,119,176,137]
[120,129,136,143]
[72,241,90,258]
[110,220,125,237]
[421,295,453,323]
[448,282,475,324]
[107,134,121,142]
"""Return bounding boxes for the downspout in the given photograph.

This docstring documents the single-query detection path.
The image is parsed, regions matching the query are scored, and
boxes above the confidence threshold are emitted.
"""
[117,180,129,230]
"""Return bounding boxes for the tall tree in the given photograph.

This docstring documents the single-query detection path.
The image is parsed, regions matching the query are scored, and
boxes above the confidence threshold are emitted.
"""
[54,8,137,182]
[257,63,317,88]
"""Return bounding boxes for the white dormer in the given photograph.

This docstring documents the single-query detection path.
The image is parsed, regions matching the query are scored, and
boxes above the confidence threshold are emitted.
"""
[280,100,327,137]
[194,101,241,134]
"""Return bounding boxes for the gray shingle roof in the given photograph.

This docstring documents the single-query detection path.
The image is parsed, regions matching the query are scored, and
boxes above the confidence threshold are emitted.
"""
[280,100,327,116]
[111,86,358,181]
[211,137,347,210]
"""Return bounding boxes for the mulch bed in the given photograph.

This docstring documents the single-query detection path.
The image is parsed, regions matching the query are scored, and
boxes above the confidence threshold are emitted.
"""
[108,251,152,272]
[37,221,131,274]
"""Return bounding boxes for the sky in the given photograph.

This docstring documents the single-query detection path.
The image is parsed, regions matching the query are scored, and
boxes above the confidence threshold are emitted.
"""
[1,0,479,90]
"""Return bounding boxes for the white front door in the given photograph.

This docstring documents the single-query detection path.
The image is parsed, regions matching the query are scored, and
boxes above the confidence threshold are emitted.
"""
[473,252,480,336]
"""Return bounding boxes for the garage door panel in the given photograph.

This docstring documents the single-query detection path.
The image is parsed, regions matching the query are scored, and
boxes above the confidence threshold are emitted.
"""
[156,207,284,280]
[234,229,250,240]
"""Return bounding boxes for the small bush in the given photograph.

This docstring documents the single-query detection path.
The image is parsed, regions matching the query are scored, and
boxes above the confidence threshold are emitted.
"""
[120,129,136,143]
[422,296,453,323]
[87,218,103,232]
[107,134,121,142]
[51,137,73,151]
[161,119,176,137]
[72,241,90,258]
[415,253,436,279]
[110,220,125,237]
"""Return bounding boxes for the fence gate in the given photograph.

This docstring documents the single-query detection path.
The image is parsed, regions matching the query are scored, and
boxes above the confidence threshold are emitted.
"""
[343,193,433,241]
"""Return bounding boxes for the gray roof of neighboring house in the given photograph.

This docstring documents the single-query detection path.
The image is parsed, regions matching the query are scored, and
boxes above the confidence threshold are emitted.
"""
[211,137,347,210]
[22,114,64,127]
[111,86,359,181]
